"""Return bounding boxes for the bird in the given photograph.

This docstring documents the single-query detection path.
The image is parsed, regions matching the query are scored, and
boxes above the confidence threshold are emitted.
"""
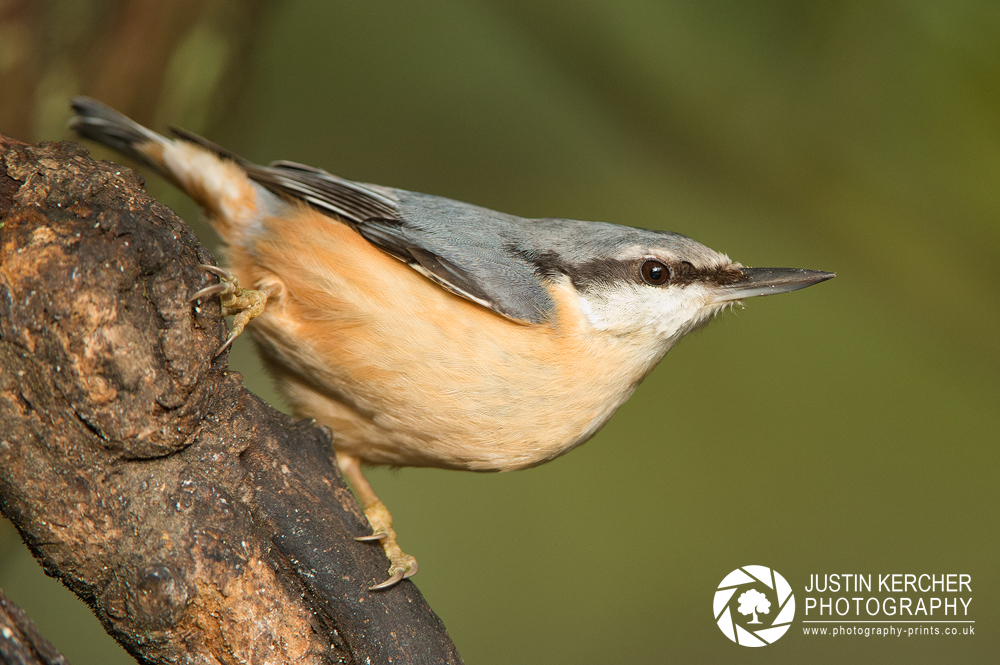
[69,96,834,589]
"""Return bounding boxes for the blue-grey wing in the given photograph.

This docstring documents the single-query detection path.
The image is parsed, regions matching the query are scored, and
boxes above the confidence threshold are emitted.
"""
[244,161,556,324]
[247,160,402,224]
[357,209,556,325]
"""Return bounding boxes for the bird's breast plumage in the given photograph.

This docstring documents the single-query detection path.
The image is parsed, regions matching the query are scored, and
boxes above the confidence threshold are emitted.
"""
[231,204,664,471]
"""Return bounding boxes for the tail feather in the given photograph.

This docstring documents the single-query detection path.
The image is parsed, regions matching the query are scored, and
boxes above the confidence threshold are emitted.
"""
[68,97,399,237]
[69,97,265,239]
[168,125,245,165]
[68,97,173,175]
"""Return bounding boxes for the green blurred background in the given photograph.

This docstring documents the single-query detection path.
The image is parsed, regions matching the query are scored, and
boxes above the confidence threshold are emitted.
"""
[1,0,996,662]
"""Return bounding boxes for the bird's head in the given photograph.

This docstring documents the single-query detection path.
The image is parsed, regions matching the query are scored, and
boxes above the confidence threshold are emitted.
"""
[534,223,834,361]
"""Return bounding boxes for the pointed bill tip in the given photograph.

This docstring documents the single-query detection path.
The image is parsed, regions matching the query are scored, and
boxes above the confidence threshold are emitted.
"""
[716,267,835,301]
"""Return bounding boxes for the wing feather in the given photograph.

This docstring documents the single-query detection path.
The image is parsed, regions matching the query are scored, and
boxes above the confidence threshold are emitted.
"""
[169,126,551,323]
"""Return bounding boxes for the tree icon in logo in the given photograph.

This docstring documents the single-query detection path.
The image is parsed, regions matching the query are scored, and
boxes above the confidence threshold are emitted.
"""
[714,566,795,646]
[738,589,771,624]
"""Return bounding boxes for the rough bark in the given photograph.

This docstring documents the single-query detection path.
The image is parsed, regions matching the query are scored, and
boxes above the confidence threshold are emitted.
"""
[0,135,463,665]
[0,589,69,665]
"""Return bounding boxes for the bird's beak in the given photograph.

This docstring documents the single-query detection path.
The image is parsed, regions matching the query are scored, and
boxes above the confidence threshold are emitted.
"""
[715,267,835,302]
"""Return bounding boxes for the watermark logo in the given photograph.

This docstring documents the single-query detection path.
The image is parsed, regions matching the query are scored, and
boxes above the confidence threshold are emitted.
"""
[800,572,974,637]
[714,565,795,646]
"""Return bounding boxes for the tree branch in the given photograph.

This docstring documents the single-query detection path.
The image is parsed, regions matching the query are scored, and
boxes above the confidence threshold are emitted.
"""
[0,135,463,665]
[0,589,69,665]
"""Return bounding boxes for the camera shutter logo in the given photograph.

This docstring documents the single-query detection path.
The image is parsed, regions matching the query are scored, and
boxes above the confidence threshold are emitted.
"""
[714,566,795,646]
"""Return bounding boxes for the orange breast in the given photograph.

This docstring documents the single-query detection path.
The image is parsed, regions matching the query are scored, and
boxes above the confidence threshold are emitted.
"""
[224,205,645,471]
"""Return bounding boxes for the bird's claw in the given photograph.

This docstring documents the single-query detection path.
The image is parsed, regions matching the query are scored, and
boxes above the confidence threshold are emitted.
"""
[198,264,232,279]
[369,560,419,591]
[355,532,388,542]
[216,330,240,357]
[368,557,417,591]
[358,500,419,590]
[370,568,406,590]
[188,265,237,306]
[188,281,233,303]
[188,265,269,355]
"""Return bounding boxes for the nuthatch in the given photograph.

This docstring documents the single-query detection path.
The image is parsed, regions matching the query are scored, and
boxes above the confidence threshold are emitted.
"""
[70,97,834,589]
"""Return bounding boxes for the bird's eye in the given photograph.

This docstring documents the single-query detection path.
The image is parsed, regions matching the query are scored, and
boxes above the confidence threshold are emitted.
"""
[640,259,671,286]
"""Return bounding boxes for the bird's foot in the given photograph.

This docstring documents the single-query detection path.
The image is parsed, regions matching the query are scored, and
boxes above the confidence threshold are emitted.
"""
[357,499,419,590]
[188,265,269,355]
